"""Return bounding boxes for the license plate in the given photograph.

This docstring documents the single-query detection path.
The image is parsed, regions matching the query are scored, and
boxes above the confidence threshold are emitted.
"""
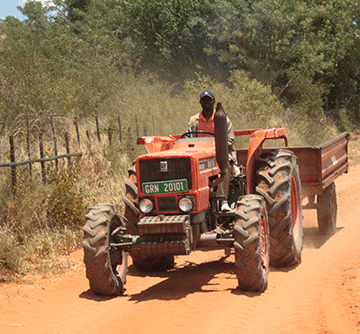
[142,179,188,195]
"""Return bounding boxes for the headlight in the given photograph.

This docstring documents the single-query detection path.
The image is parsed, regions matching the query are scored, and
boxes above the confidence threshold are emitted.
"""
[178,196,194,213]
[139,198,154,214]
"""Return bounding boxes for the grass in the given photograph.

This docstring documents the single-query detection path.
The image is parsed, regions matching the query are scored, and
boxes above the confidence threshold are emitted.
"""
[0,126,131,282]
[0,225,83,282]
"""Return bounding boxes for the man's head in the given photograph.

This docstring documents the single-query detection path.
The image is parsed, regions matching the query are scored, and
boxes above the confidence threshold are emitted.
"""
[199,90,215,113]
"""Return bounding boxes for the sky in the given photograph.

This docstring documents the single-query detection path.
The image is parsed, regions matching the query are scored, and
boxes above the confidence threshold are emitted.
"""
[0,0,53,21]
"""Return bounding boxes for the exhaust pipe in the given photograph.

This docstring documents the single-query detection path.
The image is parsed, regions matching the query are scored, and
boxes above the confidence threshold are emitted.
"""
[214,102,228,175]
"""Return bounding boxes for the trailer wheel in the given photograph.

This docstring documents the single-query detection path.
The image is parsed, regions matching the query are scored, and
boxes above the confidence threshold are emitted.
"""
[234,195,269,292]
[83,203,128,295]
[123,167,175,271]
[317,182,337,235]
[256,149,303,267]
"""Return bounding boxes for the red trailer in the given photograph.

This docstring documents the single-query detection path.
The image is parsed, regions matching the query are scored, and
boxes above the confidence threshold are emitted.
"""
[236,131,349,235]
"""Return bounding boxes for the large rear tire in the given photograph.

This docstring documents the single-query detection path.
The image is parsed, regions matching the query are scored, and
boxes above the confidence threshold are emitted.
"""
[83,203,128,295]
[317,182,337,235]
[256,149,303,267]
[234,195,269,292]
[123,166,175,271]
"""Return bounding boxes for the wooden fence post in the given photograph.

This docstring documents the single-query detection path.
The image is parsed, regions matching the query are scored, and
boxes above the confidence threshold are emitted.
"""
[128,127,132,147]
[26,119,32,176]
[135,115,139,138]
[39,133,46,183]
[51,117,58,168]
[74,116,81,145]
[65,132,72,168]
[118,116,122,144]
[86,130,91,150]
[9,136,16,191]
[95,116,101,142]
[108,128,112,146]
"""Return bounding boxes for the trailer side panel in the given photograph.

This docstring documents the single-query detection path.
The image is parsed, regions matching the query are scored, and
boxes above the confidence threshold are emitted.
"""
[235,132,349,197]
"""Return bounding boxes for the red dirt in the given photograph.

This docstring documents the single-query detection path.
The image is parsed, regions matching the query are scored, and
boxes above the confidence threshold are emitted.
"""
[1,165,360,334]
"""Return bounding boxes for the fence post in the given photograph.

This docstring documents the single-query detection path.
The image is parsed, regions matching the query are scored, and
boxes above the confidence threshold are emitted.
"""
[86,130,91,150]
[108,128,112,146]
[26,119,32,176]
[128,127,132,147]
[9,136,16,191]
[65,132,72,168]
[74,116,81,145]
[95,116,101,142]
[39,133,46,183]
[51,117,58,168]
[118,116,122,144]
[135,115,139,138]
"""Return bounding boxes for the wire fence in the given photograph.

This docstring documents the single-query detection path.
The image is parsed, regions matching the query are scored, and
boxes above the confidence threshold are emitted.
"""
[0,114,152,191]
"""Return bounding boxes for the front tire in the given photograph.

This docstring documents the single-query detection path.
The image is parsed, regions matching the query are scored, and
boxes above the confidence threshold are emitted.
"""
[83,203,128,295]
[234,195,269,292]
[256,149,303,267]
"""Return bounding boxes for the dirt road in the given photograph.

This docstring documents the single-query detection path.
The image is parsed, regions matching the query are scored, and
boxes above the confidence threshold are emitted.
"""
[1,165,360,334]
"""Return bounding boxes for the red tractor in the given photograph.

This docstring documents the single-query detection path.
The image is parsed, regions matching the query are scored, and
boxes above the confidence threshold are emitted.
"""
[82,106,303,295]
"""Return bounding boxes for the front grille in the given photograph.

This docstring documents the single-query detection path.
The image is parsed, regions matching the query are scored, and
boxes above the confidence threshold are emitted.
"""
[158,196,177,212]
[139,158,193,189]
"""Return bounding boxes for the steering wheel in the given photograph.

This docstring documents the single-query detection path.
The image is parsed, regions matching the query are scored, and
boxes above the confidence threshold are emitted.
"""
[181,131,215,138]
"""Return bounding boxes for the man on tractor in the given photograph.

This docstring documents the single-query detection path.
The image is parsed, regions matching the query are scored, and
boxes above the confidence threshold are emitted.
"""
[188,90,239,211]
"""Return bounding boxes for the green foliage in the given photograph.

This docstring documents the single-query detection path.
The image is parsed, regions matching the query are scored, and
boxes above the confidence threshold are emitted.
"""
[1,0,360,126]
[119,0,205,80]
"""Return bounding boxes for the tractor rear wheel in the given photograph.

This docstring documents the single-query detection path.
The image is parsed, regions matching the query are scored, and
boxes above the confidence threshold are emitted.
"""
[234,195,269,292]
[123,166,175,271]
[317,182,337,235]
[256,149,303,267]
[83,203,128,295]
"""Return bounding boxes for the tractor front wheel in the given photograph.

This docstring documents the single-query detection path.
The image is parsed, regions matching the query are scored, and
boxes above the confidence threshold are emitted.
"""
[83,203,128,295]
[234,195,269,292]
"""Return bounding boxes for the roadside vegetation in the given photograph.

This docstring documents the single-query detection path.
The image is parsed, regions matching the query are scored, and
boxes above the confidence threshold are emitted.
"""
[0,0,359,281]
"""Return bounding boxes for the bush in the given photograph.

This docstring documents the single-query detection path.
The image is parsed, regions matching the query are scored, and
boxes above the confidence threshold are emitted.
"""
[47,167,85,228]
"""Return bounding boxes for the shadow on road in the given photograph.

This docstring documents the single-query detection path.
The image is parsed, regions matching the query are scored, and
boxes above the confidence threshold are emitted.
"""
[127,257,235,303]
[79,289,118,302]
[79,226,342,302]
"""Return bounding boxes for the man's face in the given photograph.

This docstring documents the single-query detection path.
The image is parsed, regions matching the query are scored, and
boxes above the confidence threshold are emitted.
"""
[200,96,215,111]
